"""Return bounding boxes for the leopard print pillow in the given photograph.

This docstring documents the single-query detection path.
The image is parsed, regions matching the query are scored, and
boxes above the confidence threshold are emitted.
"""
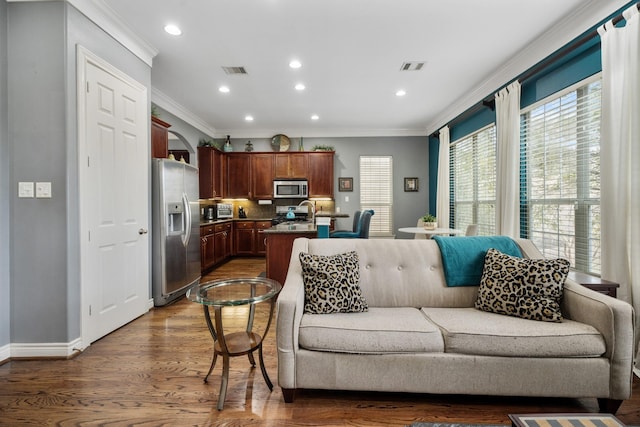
[299,251,368,314]
[474,248,570,322]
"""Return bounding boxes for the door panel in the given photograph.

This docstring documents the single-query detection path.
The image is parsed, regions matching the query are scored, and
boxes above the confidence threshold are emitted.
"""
[80,49,149,345]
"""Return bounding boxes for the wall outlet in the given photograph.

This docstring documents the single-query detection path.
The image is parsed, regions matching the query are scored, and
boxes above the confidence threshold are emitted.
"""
[18,182,34,198]
[36,182,52,198]
[345,196,349,202]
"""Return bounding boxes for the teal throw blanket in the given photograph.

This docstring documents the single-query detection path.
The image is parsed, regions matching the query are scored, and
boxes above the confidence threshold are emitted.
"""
[433,236,523,287]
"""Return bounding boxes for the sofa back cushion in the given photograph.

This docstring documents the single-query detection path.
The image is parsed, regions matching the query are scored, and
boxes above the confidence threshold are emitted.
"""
[302,238,479,308]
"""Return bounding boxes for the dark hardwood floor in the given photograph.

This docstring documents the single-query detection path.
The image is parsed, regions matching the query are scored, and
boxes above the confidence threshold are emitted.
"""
[1,257,639,426]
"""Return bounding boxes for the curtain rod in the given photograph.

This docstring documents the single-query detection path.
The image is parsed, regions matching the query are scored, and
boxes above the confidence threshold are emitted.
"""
[430,1,639,139]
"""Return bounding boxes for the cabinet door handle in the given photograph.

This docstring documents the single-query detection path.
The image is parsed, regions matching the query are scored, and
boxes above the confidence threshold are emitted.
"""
[138,228,148,235]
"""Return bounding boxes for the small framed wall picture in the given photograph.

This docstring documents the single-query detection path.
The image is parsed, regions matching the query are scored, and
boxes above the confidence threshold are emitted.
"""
[404,177,419,192]
[339,177,353,192]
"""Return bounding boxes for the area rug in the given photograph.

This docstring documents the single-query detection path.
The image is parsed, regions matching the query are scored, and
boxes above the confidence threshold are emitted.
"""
[409,423,507,427]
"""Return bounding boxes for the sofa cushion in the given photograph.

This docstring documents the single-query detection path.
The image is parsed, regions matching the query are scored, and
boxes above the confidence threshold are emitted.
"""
[421,307,606,358]
[299,251,368,314]
[475,248,570,322]
[299,307,445,354]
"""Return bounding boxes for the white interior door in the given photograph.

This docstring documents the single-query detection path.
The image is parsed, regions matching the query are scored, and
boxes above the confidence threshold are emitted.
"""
[78,47,149,346]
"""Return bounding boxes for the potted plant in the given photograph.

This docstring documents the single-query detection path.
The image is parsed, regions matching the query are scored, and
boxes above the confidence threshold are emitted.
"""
[422,214,437,230]
[311,144,335,152]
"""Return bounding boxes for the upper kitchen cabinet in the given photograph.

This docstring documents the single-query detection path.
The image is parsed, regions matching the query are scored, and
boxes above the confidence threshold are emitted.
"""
[308,152,334,198]
[226,153,251,198]
[274,153,308,178]
[251,153,275,199]
[198,147,224,199]
[151,116,171,158]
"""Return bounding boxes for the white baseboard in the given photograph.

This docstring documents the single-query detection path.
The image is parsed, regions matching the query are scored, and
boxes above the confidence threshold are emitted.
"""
[0,343,10,363]
[147,298,154,310]
[10,337,83,359]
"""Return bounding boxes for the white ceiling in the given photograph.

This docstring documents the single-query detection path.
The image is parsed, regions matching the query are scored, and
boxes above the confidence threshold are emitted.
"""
[101,0,627,138]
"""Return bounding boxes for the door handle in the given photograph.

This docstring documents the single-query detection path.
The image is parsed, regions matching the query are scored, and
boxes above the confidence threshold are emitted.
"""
[138,228,148,235]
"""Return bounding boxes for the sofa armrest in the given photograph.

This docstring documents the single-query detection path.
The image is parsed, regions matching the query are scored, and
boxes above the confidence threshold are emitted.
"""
[276,238,309,390]
[562,279,635,399]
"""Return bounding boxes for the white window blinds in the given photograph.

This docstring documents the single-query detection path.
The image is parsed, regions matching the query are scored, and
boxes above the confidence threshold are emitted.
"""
[359,156,393,236]
[520,75,601,274]
[450,125,497,235]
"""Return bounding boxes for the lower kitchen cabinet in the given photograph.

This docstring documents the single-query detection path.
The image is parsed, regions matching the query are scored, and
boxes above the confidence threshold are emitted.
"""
[266,232,315,285]
[235,220,271,256]
[235,221,256,255]
[255,221,272,255]
[200,224,216,271]
[201,221,233,273]
[213,222,232,264]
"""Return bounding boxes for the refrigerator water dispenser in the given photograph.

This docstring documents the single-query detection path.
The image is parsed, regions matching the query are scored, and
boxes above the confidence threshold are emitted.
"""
[167,202,185,235]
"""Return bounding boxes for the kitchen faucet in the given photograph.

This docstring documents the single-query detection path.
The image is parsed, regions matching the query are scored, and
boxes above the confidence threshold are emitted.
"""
[298,200,315,224]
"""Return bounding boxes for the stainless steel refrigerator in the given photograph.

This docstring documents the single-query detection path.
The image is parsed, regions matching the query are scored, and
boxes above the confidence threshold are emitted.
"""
[152,158,201,306]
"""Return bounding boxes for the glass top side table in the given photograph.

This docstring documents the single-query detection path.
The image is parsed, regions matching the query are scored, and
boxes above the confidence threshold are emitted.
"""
[187,277,282,410]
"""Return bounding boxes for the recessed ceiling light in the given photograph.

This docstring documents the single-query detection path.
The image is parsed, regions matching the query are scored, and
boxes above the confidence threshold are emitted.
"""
[295,83,306,91]
[219,86,230,93]
[245,115,254,122]
[164,24,182,36]
[396,90,407,97]
[289,60,302,69]
[311,114,319,121]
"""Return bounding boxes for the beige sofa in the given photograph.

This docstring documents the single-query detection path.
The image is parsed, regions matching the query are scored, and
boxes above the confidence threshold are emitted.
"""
[276,238,635,413]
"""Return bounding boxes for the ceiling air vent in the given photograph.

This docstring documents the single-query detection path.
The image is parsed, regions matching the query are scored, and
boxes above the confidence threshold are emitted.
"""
[400,62,426,71]
[222,66,248,75]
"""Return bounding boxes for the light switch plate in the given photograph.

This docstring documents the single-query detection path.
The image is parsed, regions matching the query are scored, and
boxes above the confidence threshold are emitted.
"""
[18,182,34,198]
[36,182,52,198]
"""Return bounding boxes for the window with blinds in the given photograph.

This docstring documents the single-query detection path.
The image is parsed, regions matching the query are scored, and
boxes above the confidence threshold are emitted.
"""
[520,75,601,274]
[359,156,393,236]
[450,125,496,235]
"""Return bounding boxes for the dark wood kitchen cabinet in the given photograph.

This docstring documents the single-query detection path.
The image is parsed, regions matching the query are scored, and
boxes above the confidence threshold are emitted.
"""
[234,220,256,255]
[274,153,308,178]
[200,224,216,272]
[151,116,171,158]
[198,147,224,199]
[251,153,275,199]
[213,222,232,264]
[226,153,251,198]
[255,221,272,255]
[307,152,334,198]
[235,220,271,255]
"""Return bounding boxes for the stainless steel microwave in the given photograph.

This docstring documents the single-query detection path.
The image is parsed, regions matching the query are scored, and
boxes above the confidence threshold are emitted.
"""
[273,180,308,199]
[216,203,233,218]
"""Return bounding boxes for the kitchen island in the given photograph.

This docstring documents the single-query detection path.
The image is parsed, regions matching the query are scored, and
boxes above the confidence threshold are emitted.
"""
[263,222,319,286]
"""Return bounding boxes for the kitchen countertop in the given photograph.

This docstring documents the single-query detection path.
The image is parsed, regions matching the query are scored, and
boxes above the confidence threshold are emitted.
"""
[316,212,349,218]
[262,222,318,234]
[199,218,272,226]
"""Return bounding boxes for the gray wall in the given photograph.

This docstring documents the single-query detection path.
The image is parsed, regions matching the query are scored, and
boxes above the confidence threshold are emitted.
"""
[0,0,10,349]
[307,136,430,235]
[7,1,151,344]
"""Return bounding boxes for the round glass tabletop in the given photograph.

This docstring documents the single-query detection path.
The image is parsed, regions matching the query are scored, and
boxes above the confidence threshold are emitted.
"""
[187,277,282,307]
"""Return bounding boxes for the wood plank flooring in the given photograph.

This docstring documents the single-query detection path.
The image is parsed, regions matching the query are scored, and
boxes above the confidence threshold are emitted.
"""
[1,257,640,426]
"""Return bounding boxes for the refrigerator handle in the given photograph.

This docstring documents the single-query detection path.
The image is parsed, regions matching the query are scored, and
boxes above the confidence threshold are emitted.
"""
[182,193,191,247]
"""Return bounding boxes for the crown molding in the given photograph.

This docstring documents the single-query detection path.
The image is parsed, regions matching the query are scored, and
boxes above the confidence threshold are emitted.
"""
[214,127,428,139]
[424,0,631,136]
[8,0,159,66]
[151,88,218,138]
